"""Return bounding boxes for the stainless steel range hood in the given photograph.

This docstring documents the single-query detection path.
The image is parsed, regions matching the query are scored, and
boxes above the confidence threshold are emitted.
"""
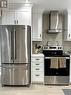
[48,11,63,33]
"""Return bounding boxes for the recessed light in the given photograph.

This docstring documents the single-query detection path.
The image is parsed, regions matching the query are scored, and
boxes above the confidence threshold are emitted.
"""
[26,0,29,3]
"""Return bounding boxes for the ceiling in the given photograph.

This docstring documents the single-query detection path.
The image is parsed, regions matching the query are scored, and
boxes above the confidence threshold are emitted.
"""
[8,0,71,10]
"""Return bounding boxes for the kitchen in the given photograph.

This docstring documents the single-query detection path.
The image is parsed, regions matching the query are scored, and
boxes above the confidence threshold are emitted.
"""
[32,9,71,84]
[0,0,71,95]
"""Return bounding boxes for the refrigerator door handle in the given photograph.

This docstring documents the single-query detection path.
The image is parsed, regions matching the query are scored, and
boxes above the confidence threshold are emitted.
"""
[14,28,16,59]
[11,31,14,60]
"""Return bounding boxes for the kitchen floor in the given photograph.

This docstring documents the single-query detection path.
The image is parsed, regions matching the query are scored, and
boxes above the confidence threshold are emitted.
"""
[0,84,71,95]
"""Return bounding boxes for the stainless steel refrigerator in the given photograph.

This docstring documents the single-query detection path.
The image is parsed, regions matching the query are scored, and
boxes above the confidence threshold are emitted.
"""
[0,25,31,86]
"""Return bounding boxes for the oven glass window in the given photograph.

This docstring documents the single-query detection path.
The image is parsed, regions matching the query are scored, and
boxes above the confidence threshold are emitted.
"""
[44,58,70,76]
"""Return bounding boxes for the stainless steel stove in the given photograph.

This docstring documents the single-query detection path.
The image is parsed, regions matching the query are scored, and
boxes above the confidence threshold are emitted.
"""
[43,45,70,85]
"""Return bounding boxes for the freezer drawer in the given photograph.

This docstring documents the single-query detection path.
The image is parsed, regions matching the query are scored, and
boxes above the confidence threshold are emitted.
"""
[1,64,30,86]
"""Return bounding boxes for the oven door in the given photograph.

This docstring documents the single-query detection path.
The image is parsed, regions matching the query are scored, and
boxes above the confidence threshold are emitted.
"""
[44,57,70,76]
[44,57,70,84]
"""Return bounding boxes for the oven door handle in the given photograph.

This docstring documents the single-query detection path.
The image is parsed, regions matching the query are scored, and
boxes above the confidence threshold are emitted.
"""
[66,57,70,59]
[44,57,51,59]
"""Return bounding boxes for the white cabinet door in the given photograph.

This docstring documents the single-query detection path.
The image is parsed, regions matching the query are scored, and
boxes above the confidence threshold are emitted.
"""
[2,11,31,25]
[67,14,71,40]
[64,11,71,41]
[2,11,15,25]
[2,3,31,25]
[32,13,42,41]
[70,55,71,83]
[16,11,31,25]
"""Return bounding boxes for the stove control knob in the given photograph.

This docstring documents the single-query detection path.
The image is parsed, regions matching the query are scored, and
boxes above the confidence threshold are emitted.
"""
[60,47,61,49]
[58,47,59,49]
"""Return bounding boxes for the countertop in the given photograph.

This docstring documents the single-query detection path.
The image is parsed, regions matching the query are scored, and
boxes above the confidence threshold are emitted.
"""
[31,54,44,57]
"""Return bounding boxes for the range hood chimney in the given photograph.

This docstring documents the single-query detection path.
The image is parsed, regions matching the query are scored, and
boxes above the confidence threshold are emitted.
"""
[48,11,63,33]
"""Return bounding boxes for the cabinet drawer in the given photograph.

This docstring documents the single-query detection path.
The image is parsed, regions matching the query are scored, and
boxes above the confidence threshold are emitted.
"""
[31,58,44,63]
[31,71,44,77]
[31,72,44,82]
[31,62,44,67]
[31,66,44,72]
[1,64,29,85]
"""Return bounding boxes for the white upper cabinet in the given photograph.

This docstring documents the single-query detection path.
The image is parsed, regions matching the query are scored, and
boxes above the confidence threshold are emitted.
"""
[32,12,42,41]
[2,4,31,25]
[15,11,31,25]
[67,13,71,40]
[64,10,71,41]
[2,11,15,25]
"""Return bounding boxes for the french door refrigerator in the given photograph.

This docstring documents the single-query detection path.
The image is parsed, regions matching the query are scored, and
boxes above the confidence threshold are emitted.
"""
[0,25,31,86]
